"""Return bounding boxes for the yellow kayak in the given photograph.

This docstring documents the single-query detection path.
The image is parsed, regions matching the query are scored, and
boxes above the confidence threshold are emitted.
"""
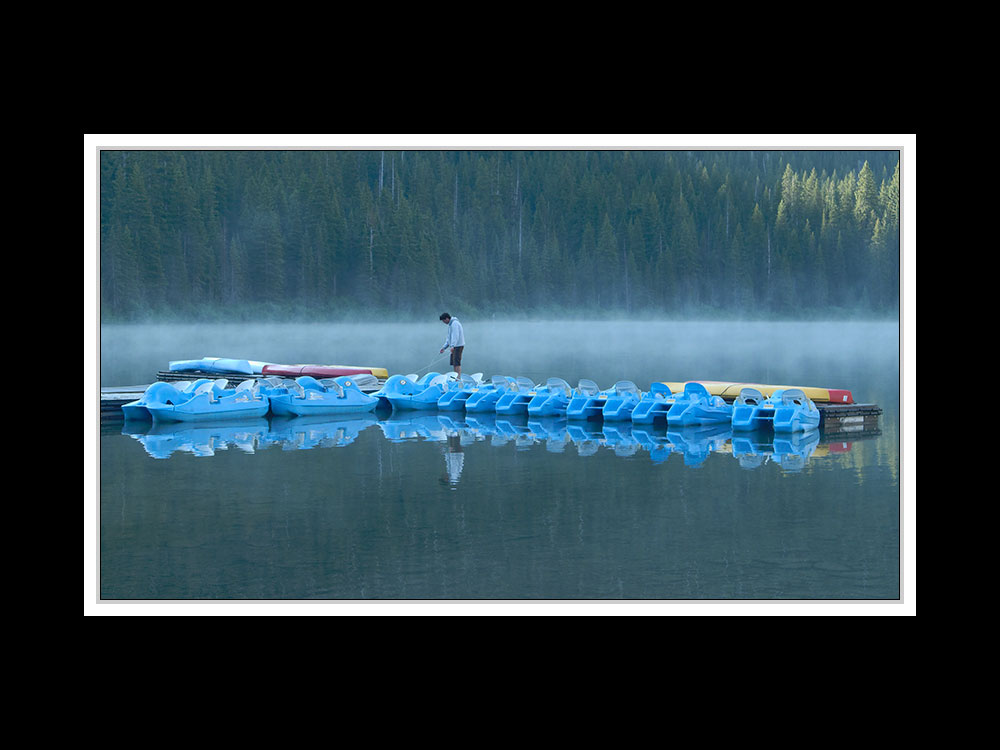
[657,381,853,404]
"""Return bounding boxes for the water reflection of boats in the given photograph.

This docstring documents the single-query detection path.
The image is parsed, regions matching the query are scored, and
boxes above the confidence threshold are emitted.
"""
[600,422,641,456]
[771,431,821,472]
[124,414,378,457]
[665,424,733,467]
[122,418,270,458]
[731,429,821,472]
[566,421,605,456]
[262,414,377,450]
[630,426,677,463]
[526,417,572,453]
[463,412,501,436]
[121,405,874,471]
[731,433,773,469]
[495,414,537,449]
[377,414,448,442]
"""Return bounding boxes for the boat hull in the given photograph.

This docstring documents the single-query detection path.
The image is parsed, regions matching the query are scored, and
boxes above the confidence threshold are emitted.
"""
[566,395,608,420]
[601,395,639,421]
[630,397,672,425]
[147,397,270,423]
[465,389,504,413]
[732,404,775,431]
[527,393,568,417]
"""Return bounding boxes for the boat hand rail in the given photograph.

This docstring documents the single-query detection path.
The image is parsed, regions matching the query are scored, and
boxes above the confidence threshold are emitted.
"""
[426,373,453,389]
[235,378,263,401]
[318,378,346,398]
[614,380,640,396]
[737,387,766,405]
[546,377,572,396]
[648,382,672,399]
[780,388,812,407]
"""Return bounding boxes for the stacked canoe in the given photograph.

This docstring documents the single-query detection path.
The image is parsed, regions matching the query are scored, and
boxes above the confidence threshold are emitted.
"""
[158,357,388,385]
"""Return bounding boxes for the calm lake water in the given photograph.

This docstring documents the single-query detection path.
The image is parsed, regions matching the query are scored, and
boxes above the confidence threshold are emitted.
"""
[97,320,902,603]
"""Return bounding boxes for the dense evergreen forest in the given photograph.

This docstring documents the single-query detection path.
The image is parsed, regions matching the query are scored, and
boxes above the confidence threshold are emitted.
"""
[99,150,900,320]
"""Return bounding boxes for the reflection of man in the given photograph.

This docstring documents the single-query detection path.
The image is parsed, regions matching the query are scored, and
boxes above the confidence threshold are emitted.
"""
[442,433,464,487]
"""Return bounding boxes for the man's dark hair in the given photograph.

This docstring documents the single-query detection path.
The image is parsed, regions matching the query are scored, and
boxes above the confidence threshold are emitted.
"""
[439,312,451,321]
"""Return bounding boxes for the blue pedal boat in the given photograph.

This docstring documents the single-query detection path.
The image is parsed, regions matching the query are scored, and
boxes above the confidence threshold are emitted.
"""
[267,375,378,417]
[527,377,574,417]
[465,376,516,413]
[495,377,541,416]
[371,372,440,409]
[770,388,821,432]
[385,373,456,411]
[565,379,614,420]
[601,380,643,421]
[731,387,771,431]
[437,373,486,411]
[121,378,216,420]
[629,382,674,425]
[666,382,733,426]
[145,378,270,423]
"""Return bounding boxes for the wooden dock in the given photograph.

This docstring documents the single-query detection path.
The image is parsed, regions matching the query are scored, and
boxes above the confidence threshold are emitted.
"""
[813,402,883,432]
[101,385,149,420]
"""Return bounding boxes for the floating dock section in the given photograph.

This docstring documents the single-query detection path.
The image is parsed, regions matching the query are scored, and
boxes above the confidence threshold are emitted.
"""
[102,372,882,427]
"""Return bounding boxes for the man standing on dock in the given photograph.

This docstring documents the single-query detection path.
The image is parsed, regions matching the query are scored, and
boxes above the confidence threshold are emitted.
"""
[439,312,465,376]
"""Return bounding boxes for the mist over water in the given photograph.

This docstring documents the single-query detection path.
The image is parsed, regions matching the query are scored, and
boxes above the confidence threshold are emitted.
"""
[101,318,899,402]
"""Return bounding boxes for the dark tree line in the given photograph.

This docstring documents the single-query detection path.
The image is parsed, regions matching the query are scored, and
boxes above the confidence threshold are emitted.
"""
[99,150,900,319]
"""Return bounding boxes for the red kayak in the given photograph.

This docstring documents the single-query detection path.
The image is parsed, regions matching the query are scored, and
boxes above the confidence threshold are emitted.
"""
[263,364,389,379]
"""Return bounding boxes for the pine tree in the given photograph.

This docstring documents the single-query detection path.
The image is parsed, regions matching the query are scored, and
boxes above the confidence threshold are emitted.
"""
[99,150,902,319]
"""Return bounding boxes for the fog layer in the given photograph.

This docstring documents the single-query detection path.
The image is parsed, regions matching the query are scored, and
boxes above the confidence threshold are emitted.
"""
[101,319,899,397]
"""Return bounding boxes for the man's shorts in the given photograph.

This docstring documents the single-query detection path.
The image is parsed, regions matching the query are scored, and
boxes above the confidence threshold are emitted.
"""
[450,346,464,366]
